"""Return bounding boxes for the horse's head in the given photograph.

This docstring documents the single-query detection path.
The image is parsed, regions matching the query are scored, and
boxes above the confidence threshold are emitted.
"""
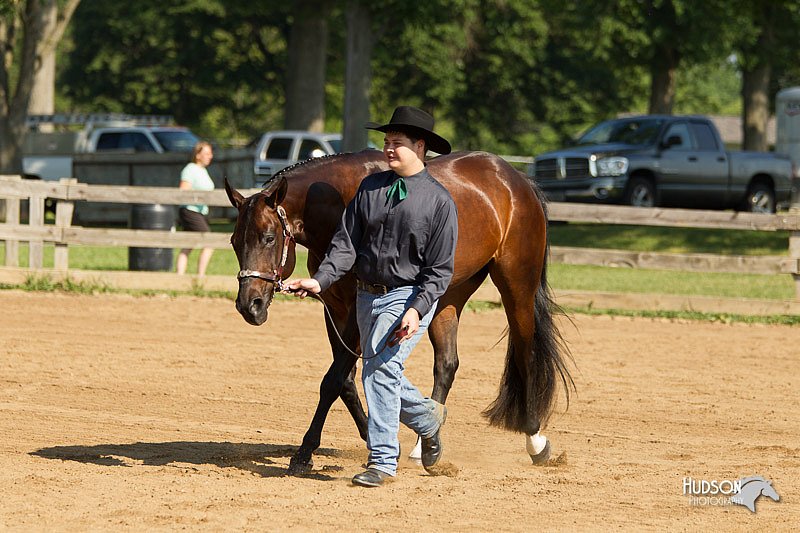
[225,177,297,326]
[759,480,780,502]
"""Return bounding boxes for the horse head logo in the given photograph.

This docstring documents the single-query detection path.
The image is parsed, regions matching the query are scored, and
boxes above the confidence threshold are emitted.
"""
[730,476,780,513]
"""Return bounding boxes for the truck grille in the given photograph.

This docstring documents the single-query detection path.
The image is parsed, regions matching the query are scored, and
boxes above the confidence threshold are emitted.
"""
[564,158,589,177]
[534,157,590,179]
[534,158,558,178]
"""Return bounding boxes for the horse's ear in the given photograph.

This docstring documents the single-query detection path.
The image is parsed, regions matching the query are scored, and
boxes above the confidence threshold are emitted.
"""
[224,178,245,209]
[264,176,288,208]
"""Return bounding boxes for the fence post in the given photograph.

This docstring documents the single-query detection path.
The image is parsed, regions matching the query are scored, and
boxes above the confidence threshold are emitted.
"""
[791,231,800,301]
[54,178,77,271]
[2,176,21,267]
[28,193,45,269]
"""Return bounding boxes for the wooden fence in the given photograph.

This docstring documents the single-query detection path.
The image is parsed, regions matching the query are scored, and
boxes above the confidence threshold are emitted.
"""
[1,175,799,302]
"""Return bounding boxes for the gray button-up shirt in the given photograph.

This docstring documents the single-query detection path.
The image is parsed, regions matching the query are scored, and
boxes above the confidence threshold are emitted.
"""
[313,167,458,317]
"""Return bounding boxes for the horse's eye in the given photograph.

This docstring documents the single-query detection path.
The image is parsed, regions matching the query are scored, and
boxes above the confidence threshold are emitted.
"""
[262,234,276,245]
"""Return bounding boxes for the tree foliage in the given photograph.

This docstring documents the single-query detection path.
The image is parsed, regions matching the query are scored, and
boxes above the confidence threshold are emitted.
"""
[38,0,800,157]
[60,0,292,142]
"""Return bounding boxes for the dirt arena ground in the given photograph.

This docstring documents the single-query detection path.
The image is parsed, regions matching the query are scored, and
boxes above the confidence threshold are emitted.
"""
[0,290,797,531]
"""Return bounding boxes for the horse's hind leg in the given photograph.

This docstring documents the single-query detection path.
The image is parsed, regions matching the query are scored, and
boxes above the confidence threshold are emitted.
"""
[430,271,489,403]
[486,249,565,465]
[408,271,488,461]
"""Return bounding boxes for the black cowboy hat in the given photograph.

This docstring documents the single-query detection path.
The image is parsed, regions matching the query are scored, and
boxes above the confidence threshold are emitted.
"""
[365,106,451,155]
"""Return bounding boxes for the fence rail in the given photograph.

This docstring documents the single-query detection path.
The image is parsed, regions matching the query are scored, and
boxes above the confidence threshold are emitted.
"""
[2,175,799,301]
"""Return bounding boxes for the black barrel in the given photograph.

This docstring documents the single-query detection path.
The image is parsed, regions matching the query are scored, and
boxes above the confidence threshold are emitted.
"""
[128,204,175,271]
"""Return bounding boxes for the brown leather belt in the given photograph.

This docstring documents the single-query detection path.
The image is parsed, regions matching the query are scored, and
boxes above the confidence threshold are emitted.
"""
[357,280,393,295]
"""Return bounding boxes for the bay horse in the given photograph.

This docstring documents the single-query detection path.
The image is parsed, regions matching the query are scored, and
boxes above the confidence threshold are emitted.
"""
[224,150,573,474]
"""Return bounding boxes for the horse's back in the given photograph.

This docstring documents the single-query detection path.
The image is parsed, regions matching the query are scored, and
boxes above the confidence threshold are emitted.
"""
[428,152,546,274]
[285,150,546,280]
[294,150,540,216]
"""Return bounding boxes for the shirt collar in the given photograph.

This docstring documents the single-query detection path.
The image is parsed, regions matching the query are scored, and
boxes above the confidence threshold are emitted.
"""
[391,166,428,182]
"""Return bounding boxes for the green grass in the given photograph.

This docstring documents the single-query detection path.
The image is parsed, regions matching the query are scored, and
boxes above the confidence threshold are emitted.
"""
[558,306,800,326]
[544,223,795,300]
[17,273,113,294]
[548,223,789,256]
[1,222,795,303]
[549,264,794,300]
[0,241,309,277]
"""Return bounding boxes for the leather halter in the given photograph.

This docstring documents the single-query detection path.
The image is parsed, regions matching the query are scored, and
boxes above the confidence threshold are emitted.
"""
[236,205,294,292]
[235,202,388,361]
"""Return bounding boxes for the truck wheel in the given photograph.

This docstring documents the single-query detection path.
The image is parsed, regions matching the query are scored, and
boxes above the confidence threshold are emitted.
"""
[625,177,656,207]
[743,183,775,214]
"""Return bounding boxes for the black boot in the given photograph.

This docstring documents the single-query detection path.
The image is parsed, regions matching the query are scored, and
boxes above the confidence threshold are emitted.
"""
[352,468,389,487]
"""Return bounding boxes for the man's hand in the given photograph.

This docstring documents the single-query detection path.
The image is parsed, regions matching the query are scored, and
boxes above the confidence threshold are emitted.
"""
[283,278,321,299]
[397,307,420,343]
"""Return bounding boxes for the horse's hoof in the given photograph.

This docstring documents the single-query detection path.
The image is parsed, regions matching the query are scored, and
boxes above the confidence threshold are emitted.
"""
[287,456,313,476]
[529,439,551,465]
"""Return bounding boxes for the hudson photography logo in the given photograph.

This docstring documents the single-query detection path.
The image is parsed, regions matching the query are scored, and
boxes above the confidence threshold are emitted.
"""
[683,476,781,513]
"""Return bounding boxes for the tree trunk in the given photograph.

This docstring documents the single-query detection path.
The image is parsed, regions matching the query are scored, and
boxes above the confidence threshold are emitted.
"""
[0,0,80,173]
[342,1,372,152]
[0,1,42,174]
[648,45,678,115]
[741,63,771,152]
[29,0,58,132]
[284,0,331,132]
[740,10,775,153]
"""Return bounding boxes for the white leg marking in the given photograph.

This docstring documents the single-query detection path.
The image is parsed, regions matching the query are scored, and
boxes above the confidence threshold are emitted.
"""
[409,436,422,461]
[526,432,547,456]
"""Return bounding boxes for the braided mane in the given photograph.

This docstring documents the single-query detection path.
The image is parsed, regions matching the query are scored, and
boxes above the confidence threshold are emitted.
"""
[262,153,350,190]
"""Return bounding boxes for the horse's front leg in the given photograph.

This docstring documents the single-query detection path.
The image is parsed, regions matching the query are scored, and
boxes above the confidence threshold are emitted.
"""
[288,351,358,475]
[340,364,368,441]
[409,276,485,461]
[288,297,364,474]
[407,307,460,463]
[330,303,367,441]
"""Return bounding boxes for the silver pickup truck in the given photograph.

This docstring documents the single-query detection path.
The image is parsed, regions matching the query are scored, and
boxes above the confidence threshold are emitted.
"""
[252,131,343,185]
[22,114,199,181]
[529,115,794,213]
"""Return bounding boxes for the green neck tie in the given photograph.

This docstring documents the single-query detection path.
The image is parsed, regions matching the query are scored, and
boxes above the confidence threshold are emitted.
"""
[386,177,407,202]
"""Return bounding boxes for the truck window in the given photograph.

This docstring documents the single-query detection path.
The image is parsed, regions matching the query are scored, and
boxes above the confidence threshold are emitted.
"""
[95,132,121,150]
[298,139,325,160]
[662,123,693,150]
[328,138,343,152]
[119,132,156,152]
[265,137,293,160]
[97,132,156,152]
[153,130,199,152]
[577,118,665,146]
[689,123,719,151]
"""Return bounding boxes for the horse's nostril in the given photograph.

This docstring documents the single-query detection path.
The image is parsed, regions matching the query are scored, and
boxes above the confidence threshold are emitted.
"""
[249,298,263,314]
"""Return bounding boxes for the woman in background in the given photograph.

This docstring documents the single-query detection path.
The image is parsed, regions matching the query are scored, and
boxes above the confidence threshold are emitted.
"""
[177,141,215,275]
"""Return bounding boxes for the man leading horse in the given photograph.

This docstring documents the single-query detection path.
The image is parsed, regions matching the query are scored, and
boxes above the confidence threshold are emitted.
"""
[285,106,457,487]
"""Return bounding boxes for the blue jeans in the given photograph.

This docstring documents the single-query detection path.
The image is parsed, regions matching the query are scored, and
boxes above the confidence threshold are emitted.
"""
[356,286,441,476]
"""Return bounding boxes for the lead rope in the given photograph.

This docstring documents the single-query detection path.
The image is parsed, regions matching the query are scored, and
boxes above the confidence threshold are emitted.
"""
[280,287,404,361]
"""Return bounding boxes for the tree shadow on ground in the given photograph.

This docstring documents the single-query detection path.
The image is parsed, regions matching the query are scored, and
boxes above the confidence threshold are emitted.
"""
[30,441,347,481]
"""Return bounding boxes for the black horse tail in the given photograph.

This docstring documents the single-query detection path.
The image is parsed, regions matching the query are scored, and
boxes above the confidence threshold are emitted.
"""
[483,196,575,433]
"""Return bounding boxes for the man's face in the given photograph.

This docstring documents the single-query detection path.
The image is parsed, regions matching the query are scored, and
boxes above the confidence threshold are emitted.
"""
[383,131,424,172]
